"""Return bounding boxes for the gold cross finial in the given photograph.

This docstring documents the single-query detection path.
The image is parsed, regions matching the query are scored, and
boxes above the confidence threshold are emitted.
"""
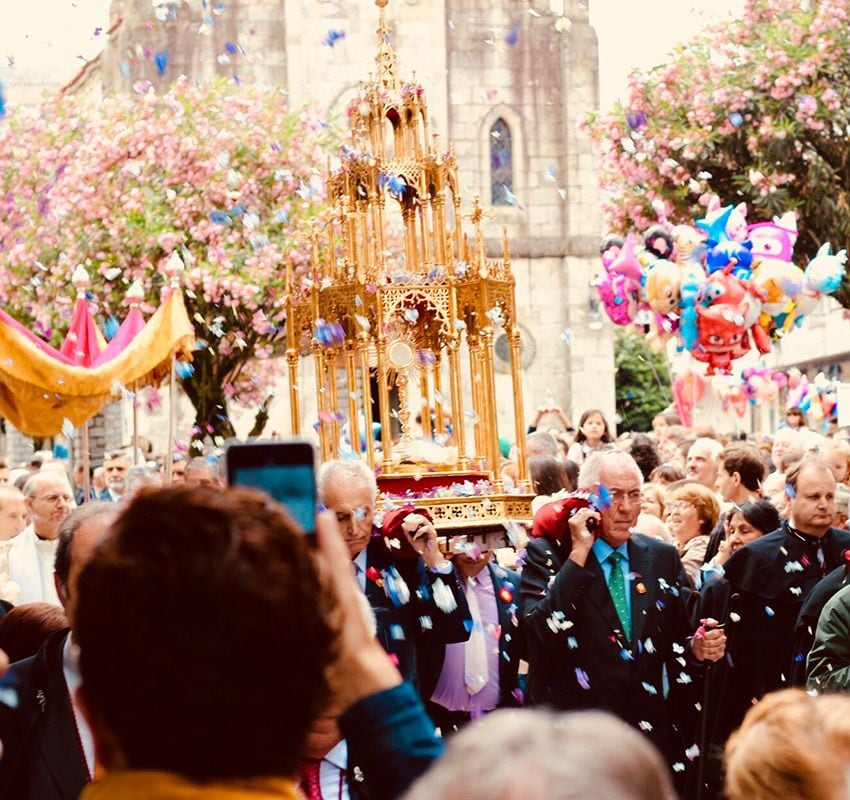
[374,0,399,91]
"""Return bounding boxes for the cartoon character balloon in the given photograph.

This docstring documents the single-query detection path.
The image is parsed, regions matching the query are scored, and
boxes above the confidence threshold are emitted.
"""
[805,242,847,294]
[596,233,644,325]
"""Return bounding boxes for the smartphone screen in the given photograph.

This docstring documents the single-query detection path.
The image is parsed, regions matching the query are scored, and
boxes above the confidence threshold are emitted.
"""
[226,442,316,535]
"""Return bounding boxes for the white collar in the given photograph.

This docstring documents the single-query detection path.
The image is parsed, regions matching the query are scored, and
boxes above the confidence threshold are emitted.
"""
[324,739,348,770]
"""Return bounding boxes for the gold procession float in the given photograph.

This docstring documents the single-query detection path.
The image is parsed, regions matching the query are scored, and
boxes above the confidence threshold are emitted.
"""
[284,0,533,542]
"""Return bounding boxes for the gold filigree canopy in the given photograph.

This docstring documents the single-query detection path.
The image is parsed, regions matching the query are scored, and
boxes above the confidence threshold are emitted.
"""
[283,0,531,509]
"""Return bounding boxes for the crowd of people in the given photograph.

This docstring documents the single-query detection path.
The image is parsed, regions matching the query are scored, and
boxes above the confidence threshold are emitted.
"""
[1,402,850,799]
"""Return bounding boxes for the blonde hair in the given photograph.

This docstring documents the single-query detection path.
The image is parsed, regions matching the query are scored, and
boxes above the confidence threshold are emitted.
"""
[669,482,720,535]
[725,689,850,800]
[640,483,666,519]
[821,439,850,480]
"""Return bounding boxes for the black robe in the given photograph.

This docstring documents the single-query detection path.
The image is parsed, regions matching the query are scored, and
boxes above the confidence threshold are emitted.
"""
[789,562,850,686]
[694,524,850,795]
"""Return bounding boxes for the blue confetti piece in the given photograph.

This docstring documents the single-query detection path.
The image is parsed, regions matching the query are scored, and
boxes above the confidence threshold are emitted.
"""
[209,210,231,225]
[505,21,521,46]
[785,484,796,499]
[596,484,612,510]
[104,316,120,341]
[224,41,239,55]
[323,29,346,47]
[729,112,744,127]
[154,50,169,77]
[175,362,195,379]
[765,606,775,617]
[119,61,131,79]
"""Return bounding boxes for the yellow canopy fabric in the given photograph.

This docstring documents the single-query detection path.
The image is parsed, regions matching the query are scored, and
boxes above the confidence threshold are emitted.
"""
[0,290,195,436]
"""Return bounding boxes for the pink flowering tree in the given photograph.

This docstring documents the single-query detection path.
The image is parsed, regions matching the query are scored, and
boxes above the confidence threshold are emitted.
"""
[583,0,850,305]
[0,80,336,448]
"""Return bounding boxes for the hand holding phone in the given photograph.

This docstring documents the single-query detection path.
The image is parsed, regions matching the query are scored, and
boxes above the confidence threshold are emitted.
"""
[225,441,317,536]
[565,503,601,568]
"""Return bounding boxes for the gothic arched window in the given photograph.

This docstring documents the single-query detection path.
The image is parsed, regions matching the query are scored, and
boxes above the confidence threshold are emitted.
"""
[490,118,513,206]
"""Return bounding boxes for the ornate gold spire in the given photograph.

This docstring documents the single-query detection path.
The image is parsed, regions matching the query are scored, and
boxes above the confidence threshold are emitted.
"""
[375,0,400,92]
[283,0,532,502]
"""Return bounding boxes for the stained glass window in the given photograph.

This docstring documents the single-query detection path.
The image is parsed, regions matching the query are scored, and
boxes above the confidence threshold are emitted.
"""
[490,118,513,206]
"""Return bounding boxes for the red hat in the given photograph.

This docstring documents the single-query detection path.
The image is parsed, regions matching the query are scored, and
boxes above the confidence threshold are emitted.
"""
[380,505,434,560]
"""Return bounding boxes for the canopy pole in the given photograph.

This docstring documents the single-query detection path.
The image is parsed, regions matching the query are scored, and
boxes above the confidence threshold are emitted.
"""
[166,356,176,486]
[81,421,91,504]
[132,393,140,465]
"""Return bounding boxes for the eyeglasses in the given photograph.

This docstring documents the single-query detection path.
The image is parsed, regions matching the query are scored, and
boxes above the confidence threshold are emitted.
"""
[609,489,642,505]
[668,501,695,512]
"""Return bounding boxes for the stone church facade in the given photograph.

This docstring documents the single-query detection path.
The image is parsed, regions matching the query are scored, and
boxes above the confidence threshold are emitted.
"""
[8,0,615,461]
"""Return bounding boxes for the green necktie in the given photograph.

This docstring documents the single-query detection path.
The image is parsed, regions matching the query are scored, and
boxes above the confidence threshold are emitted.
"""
[607,551,631,642]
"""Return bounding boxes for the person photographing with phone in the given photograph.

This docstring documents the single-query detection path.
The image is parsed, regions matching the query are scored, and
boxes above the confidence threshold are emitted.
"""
[520,451,725,786]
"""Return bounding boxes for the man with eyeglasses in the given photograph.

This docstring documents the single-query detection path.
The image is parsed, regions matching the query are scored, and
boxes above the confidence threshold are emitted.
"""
[521,450,725,785]
[8,472,75,605]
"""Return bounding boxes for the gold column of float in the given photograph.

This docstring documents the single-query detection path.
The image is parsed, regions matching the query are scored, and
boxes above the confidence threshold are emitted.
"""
[418,186,431,269]
[420,368,432,439]
[447,336,468,469]
[479,328,503,489]
[312,341,330,462]
[508,326,529,488]
[447,283,468,467]
[433,357,445,437]
[286,347,301,436]
[432,184,447,269]
[467,333,484,459]
[375,296,393,465]
[327,349,341,459]
[284,260,301,436]
[345,347,360,457]
[375,193,387,275]
[403,205,418,272]
[357,331,376,471]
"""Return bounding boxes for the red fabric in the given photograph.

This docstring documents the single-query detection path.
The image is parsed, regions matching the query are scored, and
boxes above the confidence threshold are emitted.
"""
[298,758,323,800]
[60,297,103,366]
[380,506,433,560]
[532,494,595,542]
[92,306,145,367]
[0,306,74,364]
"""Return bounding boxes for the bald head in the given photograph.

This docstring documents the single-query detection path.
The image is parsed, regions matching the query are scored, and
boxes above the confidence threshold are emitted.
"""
[23,472,74,540]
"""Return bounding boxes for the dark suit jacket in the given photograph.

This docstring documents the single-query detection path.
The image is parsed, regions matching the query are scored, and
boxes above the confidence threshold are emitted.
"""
[0,628,89,800]
[342,682,443,800]
[363,537,471,700]
[418,562,524,709]
[520,533,697,764]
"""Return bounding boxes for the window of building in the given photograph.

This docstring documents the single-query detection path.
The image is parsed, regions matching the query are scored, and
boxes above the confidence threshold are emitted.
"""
[490,118,513,206]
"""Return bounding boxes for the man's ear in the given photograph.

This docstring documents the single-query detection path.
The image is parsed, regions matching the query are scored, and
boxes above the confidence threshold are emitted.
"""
[732,471,743,488]
[54,574,68,611]
[76,684,126,778]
